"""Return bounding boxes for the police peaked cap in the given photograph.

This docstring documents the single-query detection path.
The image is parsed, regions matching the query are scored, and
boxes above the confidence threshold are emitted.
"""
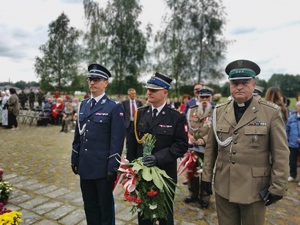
[88,63,111,80]
[253,86,264,96]
[225,59,260,80]
[146,72,172,90]
[198,86,213,96]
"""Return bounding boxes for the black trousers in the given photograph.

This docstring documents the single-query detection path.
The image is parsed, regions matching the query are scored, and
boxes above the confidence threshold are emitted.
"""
[80,178,115,225]
[125,122,140,162]
[8,112,17,128]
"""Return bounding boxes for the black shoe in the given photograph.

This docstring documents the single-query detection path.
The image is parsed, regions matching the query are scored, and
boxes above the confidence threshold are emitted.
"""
[199,199,210,208]
[184,196,198,203]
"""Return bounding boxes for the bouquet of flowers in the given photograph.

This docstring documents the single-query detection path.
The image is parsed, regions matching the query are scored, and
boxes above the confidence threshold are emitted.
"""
[0,202,22,225]
[117,134,178,220]
[0,169,12,204]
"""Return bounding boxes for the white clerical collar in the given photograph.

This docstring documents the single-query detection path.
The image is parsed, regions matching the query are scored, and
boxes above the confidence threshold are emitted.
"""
[237,103,245,107]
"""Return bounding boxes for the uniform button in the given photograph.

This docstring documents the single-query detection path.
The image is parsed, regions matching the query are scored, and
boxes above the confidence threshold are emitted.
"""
[232,161,235,164]
[234,131,238,135]
[86,130,88,132]
[85,139,88,142]
[232,151,236,154]
[88,120,90,122]
[100,120,102,122]
[85,149,87,151]
[233,141,237,144]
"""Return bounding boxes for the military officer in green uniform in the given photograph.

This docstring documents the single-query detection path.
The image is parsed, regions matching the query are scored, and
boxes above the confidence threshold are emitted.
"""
[28,88,35,109]
[36,88,44,108]
[18,89,28,109]
[184,87,214,208]
[202,59,289,225]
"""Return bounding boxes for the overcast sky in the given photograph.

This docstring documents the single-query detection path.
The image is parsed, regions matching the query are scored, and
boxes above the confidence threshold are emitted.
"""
[0,0,300,83]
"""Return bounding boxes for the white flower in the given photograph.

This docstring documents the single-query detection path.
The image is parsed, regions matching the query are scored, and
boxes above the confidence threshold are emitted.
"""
[149,204,157,210]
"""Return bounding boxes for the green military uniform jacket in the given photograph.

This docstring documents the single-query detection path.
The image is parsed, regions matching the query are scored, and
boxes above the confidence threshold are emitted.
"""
[202,98,289,204]
[187,105,213,145]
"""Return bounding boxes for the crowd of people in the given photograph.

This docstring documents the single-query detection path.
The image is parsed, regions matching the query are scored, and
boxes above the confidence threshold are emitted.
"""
[68,60,299,225]
[0,59,299,225]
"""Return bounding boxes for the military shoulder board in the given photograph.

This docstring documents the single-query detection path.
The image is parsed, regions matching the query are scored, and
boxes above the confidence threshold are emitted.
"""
[216,100,231,108]
[260,101,279,109]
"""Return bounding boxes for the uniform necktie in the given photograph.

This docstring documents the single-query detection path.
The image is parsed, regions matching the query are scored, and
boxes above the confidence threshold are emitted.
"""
[152,108,158,119]
[132,100,136,117]
[91,98,96,109]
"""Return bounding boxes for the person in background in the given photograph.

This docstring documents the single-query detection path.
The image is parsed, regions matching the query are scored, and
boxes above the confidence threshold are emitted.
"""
[28,88,35,109]
[202,59,289,225]
[0,92,5,125]
[51,98,64,125]
[291,92,300,115]
[2,90,10,128]
[37,98,53,126]
[36,88,44,108]
[7,88,20,130]
[132,72,188,225]
[60,101,74,133]
[71,63,125,225]
[252,85,264,100]
[184,87,214,208]
[286,100,300,187]
[18,89,28,109]
[265,86,289,123]
[172,97,180,110]
[121,88,143,162]
[184,83,203,114]
[178,94,192,113]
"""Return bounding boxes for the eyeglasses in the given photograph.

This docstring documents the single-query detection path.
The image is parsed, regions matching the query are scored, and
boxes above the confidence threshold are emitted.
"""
[87,77,105,83]
[230,80,251,86]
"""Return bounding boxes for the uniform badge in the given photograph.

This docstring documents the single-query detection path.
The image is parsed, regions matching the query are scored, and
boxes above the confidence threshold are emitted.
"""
[184,124,188,132]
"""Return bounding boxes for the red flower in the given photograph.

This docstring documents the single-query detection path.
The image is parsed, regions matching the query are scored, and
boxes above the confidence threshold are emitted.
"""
[147,190,158,197]
[134,197,143,204]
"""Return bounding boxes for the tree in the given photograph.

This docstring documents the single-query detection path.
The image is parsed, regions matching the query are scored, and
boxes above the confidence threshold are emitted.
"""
[83,0,150,95]
[183,0,229,84]
[153,0,229,96]
[34,12,82,92]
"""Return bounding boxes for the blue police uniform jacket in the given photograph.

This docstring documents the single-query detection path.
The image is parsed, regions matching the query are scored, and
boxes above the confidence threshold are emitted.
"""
[72,95,126,179]
[135,104,188,182]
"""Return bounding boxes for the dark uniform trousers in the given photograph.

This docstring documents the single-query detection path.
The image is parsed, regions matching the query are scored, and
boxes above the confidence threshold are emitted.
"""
[80,178,115,225]
[188,152,210,202]
[215,193,266,225]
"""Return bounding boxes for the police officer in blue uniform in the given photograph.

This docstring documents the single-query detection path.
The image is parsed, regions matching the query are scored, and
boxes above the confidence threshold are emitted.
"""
[133,72,188,225]
[71,63,126,225]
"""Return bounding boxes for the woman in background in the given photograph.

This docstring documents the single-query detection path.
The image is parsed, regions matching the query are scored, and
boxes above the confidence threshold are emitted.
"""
[179,94,192,113]
[265,86,289,123]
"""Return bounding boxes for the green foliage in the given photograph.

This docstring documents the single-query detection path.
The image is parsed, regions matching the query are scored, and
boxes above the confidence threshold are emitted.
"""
[154,0,229,96]
[83,0,149,91]
[34,12,82,92]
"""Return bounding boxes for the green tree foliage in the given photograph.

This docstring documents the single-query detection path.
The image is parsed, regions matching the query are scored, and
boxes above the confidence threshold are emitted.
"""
[154,0,229,96]
[83,0,150,95]
[34,12,82,92]
[268,74,300,97]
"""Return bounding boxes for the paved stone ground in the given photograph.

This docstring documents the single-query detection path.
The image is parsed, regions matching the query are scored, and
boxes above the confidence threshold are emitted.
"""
[0,123,299,225]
